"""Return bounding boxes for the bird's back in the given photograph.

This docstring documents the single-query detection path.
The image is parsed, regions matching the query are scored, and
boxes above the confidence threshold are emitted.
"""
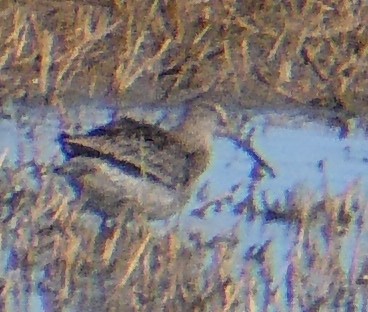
[60,116,209,191]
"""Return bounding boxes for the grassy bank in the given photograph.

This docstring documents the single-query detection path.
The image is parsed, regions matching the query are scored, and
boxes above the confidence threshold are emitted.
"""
[0,1,368,310]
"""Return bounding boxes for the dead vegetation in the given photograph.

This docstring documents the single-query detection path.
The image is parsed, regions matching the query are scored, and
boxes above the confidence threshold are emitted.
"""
[1,0,368,114]
[1,0,368,310]
[0,159,367,310]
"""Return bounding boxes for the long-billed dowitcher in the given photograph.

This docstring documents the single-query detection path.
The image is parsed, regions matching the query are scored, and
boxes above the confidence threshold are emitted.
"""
[55,103,224,220]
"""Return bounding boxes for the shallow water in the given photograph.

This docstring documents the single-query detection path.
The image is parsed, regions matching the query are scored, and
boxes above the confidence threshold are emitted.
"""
[1,100,368,310]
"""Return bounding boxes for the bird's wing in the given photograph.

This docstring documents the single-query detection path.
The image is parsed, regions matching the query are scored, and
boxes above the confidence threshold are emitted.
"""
[60,117,198,190]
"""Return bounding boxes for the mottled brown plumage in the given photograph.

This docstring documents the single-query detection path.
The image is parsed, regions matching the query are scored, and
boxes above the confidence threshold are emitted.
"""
[56,103,221,220]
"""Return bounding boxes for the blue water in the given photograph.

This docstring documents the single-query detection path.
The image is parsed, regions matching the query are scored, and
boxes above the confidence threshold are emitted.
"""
[1,101,367,310]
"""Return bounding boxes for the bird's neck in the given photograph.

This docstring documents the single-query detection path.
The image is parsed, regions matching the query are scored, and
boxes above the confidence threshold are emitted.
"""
[173,104,216,153]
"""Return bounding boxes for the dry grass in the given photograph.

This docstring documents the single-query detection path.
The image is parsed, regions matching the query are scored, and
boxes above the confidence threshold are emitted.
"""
[1,0,368,310]
[0,160,366,310]
[0,0,368,115]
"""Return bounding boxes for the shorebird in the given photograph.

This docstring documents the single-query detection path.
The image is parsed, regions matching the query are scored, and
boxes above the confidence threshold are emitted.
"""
[55,103,224,221]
